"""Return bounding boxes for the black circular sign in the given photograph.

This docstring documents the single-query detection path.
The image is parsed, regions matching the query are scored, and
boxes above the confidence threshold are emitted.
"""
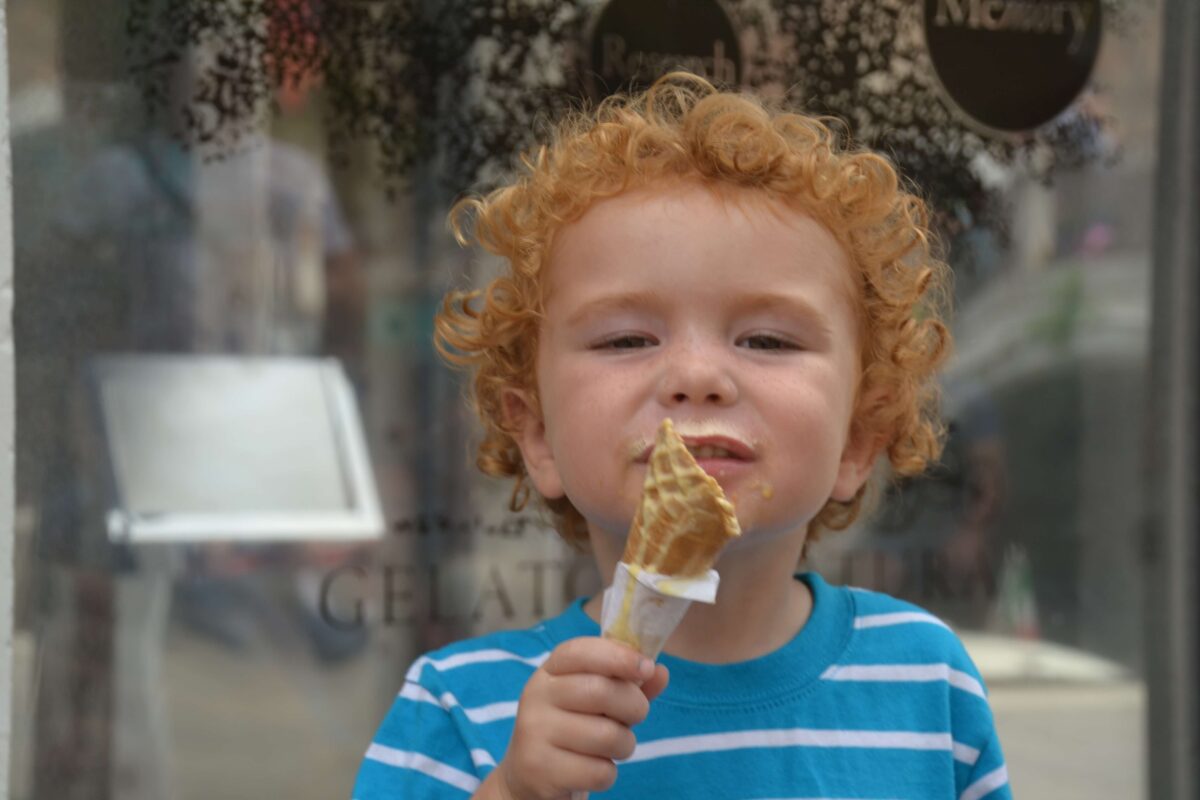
[587,0,742,100]
[923,0,1102,132]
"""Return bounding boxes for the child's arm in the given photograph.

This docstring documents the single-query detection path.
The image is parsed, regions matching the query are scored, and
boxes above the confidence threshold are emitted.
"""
[473,637,669,800]
[957,729,1011,800]
[948,640,1013,800]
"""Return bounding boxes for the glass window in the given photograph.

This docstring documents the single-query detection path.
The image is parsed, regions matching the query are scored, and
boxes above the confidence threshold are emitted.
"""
[7,1,1167,798]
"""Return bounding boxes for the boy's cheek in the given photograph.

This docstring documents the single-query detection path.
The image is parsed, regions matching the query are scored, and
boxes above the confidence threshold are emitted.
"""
[527,461,567,501]
[559,465,646,525]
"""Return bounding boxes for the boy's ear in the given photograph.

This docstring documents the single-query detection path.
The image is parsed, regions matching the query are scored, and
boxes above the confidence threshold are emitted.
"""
[501,387,566,500]
[831,427,885,503]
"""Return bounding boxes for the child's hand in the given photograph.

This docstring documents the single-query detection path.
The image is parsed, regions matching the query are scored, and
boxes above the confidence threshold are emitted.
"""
[488,636,669,800]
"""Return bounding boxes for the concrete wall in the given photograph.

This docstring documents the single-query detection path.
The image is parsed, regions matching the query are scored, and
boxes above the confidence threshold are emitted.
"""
[0,0,14,796]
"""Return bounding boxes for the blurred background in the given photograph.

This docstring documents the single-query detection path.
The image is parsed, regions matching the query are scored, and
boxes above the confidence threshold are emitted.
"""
[4,0,1195,798]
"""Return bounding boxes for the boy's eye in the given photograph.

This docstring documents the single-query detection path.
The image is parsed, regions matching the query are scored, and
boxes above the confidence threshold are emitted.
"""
[742,334,800,351]
[595,335,654,350]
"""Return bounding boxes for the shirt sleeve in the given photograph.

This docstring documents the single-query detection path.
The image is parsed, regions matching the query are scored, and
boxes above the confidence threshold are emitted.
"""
[949,641,1013,800]
[56,148,147,242]
[318,170,355,258]
[351,660,484,799]
[958,732,1012,800]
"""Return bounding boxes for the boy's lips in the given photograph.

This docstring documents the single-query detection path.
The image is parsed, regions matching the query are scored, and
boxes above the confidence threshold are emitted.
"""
[634,434,757,463]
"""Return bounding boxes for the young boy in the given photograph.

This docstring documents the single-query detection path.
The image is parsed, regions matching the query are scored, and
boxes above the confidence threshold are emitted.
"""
[351,72,1011,800]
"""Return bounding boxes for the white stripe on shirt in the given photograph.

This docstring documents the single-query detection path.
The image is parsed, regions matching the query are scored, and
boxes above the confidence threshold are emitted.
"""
[365,743,479,793]
[399,681,440,705]
[623,728,955,765]
[399,680,979,766]
[462,699,519,723]
[854,612,951,631]
[959,765,1009,800]
[952,741,981,766]
[821,663,987,699]
[470,749,497,769]
[406,648,548,682]
[399,681,519,723]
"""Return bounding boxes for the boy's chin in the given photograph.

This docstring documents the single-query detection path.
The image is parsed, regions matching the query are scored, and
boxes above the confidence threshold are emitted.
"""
[577,513,637,548]
[723,514,813,549]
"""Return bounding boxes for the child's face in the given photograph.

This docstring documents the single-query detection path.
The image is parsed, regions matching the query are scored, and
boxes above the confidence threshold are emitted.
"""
[507,181,877,552]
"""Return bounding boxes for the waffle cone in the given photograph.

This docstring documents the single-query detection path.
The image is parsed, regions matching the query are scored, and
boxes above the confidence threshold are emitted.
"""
[621,419,741,576]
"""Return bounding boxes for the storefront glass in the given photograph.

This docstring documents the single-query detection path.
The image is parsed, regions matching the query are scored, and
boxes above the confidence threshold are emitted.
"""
[7,1,1165,798]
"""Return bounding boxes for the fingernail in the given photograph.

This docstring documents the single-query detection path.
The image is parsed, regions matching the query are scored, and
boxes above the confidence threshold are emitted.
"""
[638,657,654,680]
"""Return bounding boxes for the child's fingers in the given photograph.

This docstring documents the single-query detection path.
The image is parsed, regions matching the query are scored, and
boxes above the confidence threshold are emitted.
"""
[641,663,670,702]
[548,673,651,728]
[548,710,638,761]
[542,637,654,685]
[500,736,617,799]
[546,749,619,795]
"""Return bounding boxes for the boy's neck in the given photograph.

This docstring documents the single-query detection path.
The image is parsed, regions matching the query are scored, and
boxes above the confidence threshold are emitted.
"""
[582,529,814,664]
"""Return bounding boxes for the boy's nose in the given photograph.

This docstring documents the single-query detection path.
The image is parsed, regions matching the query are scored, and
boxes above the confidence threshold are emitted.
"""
[656,344,738,406]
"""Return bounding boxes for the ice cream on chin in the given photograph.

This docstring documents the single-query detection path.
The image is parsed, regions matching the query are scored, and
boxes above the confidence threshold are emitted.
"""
[602,418,742,653]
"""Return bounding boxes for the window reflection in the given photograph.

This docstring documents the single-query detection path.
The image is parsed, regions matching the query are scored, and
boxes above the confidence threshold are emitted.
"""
[8,1,1163,799]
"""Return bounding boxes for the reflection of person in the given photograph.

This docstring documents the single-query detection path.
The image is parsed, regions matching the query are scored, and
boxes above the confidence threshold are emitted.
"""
[939,379,1007,601]
[351,73,1011,799]
[834,375,1009,626]
[47,46,371,665]
[57,130,359,360]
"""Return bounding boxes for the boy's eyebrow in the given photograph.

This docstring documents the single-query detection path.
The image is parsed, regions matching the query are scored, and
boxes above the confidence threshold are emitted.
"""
[563,290,670,326]
[563,290,833,330]
[732,291,832,329]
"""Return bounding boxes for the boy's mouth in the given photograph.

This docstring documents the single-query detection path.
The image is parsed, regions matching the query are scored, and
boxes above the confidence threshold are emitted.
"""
[635,435,756,463]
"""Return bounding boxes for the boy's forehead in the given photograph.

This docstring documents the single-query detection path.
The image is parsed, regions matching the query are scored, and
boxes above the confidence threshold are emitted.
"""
[540,181,860,314]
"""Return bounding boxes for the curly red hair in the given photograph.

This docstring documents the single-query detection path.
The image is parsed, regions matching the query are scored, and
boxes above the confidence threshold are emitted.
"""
[434,71,952,551]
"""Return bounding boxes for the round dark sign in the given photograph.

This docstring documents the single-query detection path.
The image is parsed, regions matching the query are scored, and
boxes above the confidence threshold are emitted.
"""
[587,0,742,100]
[923,0,1102,132]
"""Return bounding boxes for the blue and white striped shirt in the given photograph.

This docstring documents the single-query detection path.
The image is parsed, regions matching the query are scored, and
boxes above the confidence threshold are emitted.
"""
[352,572,1011,799]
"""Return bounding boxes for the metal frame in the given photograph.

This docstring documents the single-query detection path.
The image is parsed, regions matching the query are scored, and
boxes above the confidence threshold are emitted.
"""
[1145,0,1200,795]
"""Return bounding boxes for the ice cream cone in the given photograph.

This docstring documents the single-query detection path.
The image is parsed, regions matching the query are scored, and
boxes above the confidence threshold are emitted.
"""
[602,418,741,654]
[577,420,742,800]
[622,418,742,575]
